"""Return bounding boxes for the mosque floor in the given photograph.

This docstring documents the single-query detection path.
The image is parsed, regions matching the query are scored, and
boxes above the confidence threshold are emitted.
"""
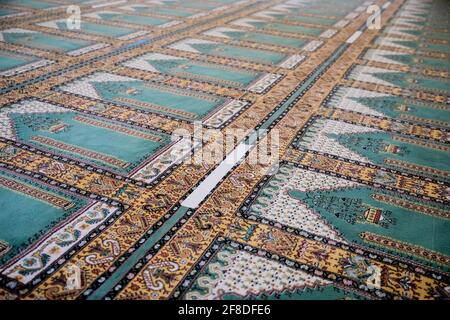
[0,0,449,300]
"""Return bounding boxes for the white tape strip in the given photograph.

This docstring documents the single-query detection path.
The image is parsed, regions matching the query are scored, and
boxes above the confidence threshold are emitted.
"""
[181,143,252,209]
[346,30,363,44]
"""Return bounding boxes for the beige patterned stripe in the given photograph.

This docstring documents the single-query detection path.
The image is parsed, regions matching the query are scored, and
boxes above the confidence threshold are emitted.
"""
[392,135,450,152]
[31,136,129,169]
[361,232,450,266]
[372,193,450,219]
[73,115,163,142]
[115,97,198,119]
[399,114,450,127]
[142,82,220,102]
[0,176,73,210]
[385,158,450,178]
